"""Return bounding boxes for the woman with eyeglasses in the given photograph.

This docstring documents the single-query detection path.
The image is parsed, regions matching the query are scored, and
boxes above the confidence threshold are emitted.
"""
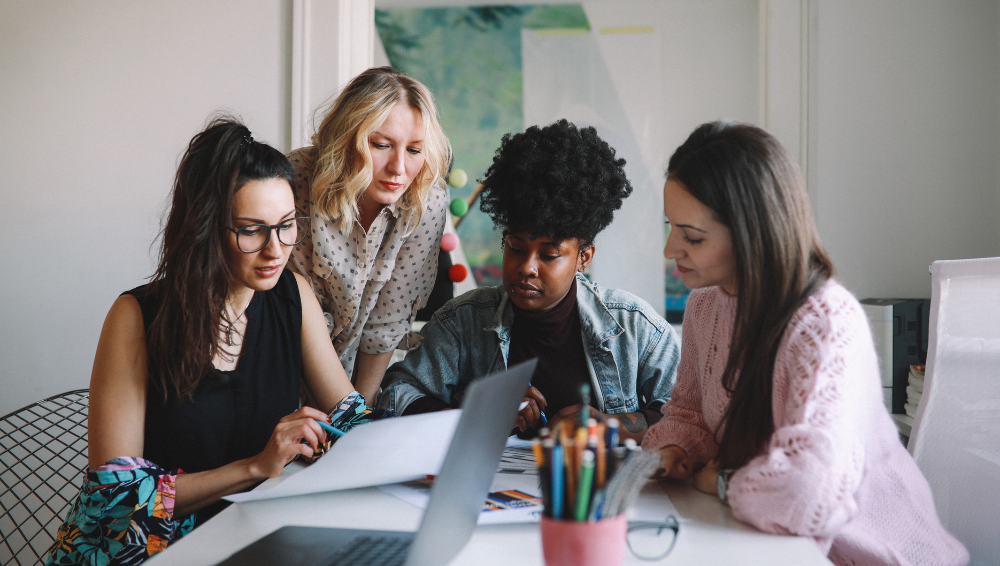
[644,122,967,566]
[47,118,385,566]
[287,66,452,401]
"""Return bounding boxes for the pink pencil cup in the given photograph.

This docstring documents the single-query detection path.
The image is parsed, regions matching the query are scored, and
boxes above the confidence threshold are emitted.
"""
[540,514,628,566]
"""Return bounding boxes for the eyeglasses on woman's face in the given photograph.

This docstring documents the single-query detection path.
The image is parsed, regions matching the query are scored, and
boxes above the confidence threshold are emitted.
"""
[228,217,310,253]
[627,515,680,561]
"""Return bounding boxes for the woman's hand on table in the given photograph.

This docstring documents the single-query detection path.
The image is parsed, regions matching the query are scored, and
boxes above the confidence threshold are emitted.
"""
[247,406,330,480]
[654,444,694,480]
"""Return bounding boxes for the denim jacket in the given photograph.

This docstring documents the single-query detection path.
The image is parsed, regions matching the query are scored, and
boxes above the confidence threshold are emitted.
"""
[377,274,681,416]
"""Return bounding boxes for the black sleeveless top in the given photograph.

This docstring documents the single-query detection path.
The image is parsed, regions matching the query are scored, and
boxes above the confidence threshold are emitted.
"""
[125,269,302,521]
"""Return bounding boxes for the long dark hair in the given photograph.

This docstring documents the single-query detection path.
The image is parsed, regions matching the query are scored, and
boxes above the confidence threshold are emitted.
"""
[146,117,294,399]
[667,121,834,470]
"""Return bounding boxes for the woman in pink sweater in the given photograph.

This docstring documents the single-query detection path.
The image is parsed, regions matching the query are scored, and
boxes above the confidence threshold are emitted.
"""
[644,121,968,566]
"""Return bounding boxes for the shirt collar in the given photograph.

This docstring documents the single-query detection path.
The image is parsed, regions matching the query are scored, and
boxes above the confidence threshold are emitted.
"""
[384,200,401,219]
[491,274,622,345]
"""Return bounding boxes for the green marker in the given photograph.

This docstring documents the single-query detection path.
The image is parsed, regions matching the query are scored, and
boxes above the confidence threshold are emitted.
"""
[575,450,595,521]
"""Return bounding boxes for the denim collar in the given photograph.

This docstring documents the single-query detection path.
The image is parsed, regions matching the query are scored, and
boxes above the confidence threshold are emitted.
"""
[489,273,623,346]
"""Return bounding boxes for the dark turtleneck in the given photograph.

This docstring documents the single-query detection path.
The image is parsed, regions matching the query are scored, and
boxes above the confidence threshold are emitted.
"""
[507,279,590,421]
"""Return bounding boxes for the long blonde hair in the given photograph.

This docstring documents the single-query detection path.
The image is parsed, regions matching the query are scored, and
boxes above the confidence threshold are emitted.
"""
[308,66,451,234]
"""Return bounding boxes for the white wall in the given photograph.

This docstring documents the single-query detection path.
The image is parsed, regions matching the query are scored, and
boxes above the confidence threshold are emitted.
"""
[0,0,376,417]
[0,1,293,416]
[812,0,1000,299]
[583,0,760,315]
[3,0,998,416]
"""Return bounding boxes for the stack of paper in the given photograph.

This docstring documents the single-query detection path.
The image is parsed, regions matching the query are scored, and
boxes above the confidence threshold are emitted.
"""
[904,365,925,418]
[224,410,461,503]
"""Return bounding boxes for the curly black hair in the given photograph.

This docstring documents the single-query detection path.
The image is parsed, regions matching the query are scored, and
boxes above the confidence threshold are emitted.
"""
[478,119,632,248]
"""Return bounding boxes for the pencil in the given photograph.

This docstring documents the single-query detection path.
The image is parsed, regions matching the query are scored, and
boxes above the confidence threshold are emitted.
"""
[571,427,587,508]
[594,432,606,489]
[540,438,555,517]
[530,437,543,464]
[562,432,576,511]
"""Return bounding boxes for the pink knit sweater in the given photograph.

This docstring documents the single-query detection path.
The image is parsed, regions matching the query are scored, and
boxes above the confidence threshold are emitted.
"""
[643,281,968,566]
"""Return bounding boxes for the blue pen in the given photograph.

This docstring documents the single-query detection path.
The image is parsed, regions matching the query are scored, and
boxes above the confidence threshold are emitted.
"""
[606,417,620,447]
[316,420,346,438]
[551,444,564,520]
[527,382,548,425]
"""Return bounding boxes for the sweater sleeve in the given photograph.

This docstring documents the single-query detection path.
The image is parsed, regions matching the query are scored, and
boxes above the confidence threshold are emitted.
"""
[640,291,717,466]
[726,289,868,538]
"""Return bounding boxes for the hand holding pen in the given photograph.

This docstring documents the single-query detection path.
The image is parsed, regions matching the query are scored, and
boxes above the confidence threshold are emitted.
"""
[515,383,548,431]
[247,406,332,479]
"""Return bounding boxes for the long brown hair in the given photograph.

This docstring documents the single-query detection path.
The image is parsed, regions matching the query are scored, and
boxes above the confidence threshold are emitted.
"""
[308,66,451,234]
[146,117,294,399]
[667,121,834,470]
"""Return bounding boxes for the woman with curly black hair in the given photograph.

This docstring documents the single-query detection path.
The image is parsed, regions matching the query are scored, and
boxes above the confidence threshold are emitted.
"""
[377,120,681,443]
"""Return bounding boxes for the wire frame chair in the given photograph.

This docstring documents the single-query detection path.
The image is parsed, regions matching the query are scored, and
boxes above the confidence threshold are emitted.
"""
[0,390,89,566]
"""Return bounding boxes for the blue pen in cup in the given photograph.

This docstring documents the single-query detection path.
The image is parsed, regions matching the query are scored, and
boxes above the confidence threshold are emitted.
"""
[316,420,346,438]
[528,382,549,426]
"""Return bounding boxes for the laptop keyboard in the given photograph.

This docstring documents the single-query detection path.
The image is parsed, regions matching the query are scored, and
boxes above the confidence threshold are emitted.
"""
[321,535,411,566]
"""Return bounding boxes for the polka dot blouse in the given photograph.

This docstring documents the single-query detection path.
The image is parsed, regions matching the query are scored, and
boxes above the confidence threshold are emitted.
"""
[287,147,446,376]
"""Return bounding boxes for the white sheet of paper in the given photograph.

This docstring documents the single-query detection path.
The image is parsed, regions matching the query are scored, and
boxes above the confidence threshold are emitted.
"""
[224,409,461,503]
[504,436,534,449]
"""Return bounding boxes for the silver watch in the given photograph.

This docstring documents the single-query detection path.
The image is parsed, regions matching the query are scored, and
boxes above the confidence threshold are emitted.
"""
[716,468,736,505]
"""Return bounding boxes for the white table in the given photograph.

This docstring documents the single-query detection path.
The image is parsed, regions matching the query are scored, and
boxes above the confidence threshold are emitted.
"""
[149,464,832,566]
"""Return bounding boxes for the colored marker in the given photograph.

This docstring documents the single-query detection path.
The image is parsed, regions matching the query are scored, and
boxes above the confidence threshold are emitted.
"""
[605,418,620,480]
[606,417,620,447]
[579,383,591,427]
[316,420,345,438]
[552,444,564,519]
[575,451,595,521]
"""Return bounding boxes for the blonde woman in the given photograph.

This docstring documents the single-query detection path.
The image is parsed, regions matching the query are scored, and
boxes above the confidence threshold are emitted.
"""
[288,66,452,401]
